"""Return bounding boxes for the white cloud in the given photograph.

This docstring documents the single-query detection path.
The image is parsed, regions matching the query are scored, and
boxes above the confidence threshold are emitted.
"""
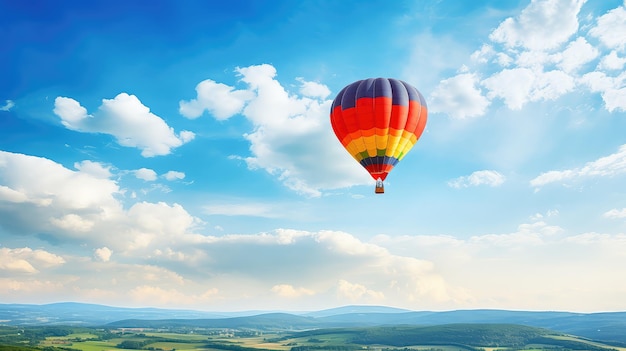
[75,160,112,179]
[530,69,577,101]
[50,214,95,232]
[598,50,626,70]
[470,44,495,64]
[0,247,65,274]
[54,97,88,125]
[0,151,204,252]
[555,37,599,73]
[603,208,626,219]
[125,201,199,249]
[271,284,315,298]
[489,0,586,51]
[0,186,29,203]
[428,73,490,119]
[182,64,370,196]
[163,170,185,181]
[0,227,458,310]
[448,170,505,188]
[3,215,626,311]
[296,78,331,98]
[0,151,121,211]
[94,247,113,262]
[337,279,385,302]
[531,144,626,187]
[482,68,576,110]
[135,168,158,181]
[482,68,534,110]
[515,50,552,69]
[371,219,626,311]
[579,71,626,112]
[588,5,626,51]
[0,258,37,274]
[179,79,254,120]
[469,221,562,246]
[54,93,195,157]
[428,0,626,117]
[0,100,15,111]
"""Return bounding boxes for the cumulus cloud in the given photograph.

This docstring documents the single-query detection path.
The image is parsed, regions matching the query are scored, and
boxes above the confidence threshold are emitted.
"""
[3,213,626,311]
[429,0,626,117]
[448,170,505,188]
[124,201,200,251]
[54,93,195,157]
[482,68,576,110]
[428,73,490,119]
[598,51,626,71]
[489,0,585,51]
[135,168,158,181]
[0,151,204,252]
[603,208,626,219]
[588,5,626,51]
[555,37,599,73]
[92,247,112,262]
[579,71,626,112]
[163,170,185,181]
[0,151,120,212]
[181,64,370,196]
[296,78,331,98]
[530,144,626,187]
[128,229,447,309]
[0,247,65,274]
[50,214,95,232]
[482,68,535,110]
[337,279,385,302]
[0,100,15,111]
[0,227,457,310]
[179,79,254,120]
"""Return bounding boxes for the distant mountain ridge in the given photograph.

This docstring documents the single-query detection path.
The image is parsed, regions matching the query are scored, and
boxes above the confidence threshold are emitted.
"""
[1,303,625,344]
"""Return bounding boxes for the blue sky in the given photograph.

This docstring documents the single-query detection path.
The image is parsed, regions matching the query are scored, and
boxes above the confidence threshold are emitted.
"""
[1,0,626,313]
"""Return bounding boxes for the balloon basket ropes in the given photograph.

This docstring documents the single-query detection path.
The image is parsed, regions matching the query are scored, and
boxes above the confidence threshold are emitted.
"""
[375,178,384,194]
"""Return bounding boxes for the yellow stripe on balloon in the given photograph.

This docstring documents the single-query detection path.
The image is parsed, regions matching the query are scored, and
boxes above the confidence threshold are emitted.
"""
[345,128,420,161]
[385,134,401,157]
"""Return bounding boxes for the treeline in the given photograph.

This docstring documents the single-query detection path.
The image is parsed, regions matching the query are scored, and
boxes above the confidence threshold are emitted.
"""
[0,326,114,347]
[0,326,76,346]
[345,324,547,347]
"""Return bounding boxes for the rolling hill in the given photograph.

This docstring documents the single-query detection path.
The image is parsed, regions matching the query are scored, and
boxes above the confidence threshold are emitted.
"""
[1,303,625,345]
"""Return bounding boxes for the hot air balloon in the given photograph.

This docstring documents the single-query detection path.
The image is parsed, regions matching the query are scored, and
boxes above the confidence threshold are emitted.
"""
[330,78,428,194]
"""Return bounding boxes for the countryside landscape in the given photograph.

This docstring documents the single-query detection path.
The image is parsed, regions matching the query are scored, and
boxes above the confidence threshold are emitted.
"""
[3,2,626,351]
[1,303,625,351]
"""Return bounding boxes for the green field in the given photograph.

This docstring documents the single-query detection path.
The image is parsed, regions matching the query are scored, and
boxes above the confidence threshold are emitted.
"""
[0,324,623,351]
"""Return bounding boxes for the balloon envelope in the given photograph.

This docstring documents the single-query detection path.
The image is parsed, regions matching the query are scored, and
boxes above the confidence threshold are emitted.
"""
[330,78,428,185]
